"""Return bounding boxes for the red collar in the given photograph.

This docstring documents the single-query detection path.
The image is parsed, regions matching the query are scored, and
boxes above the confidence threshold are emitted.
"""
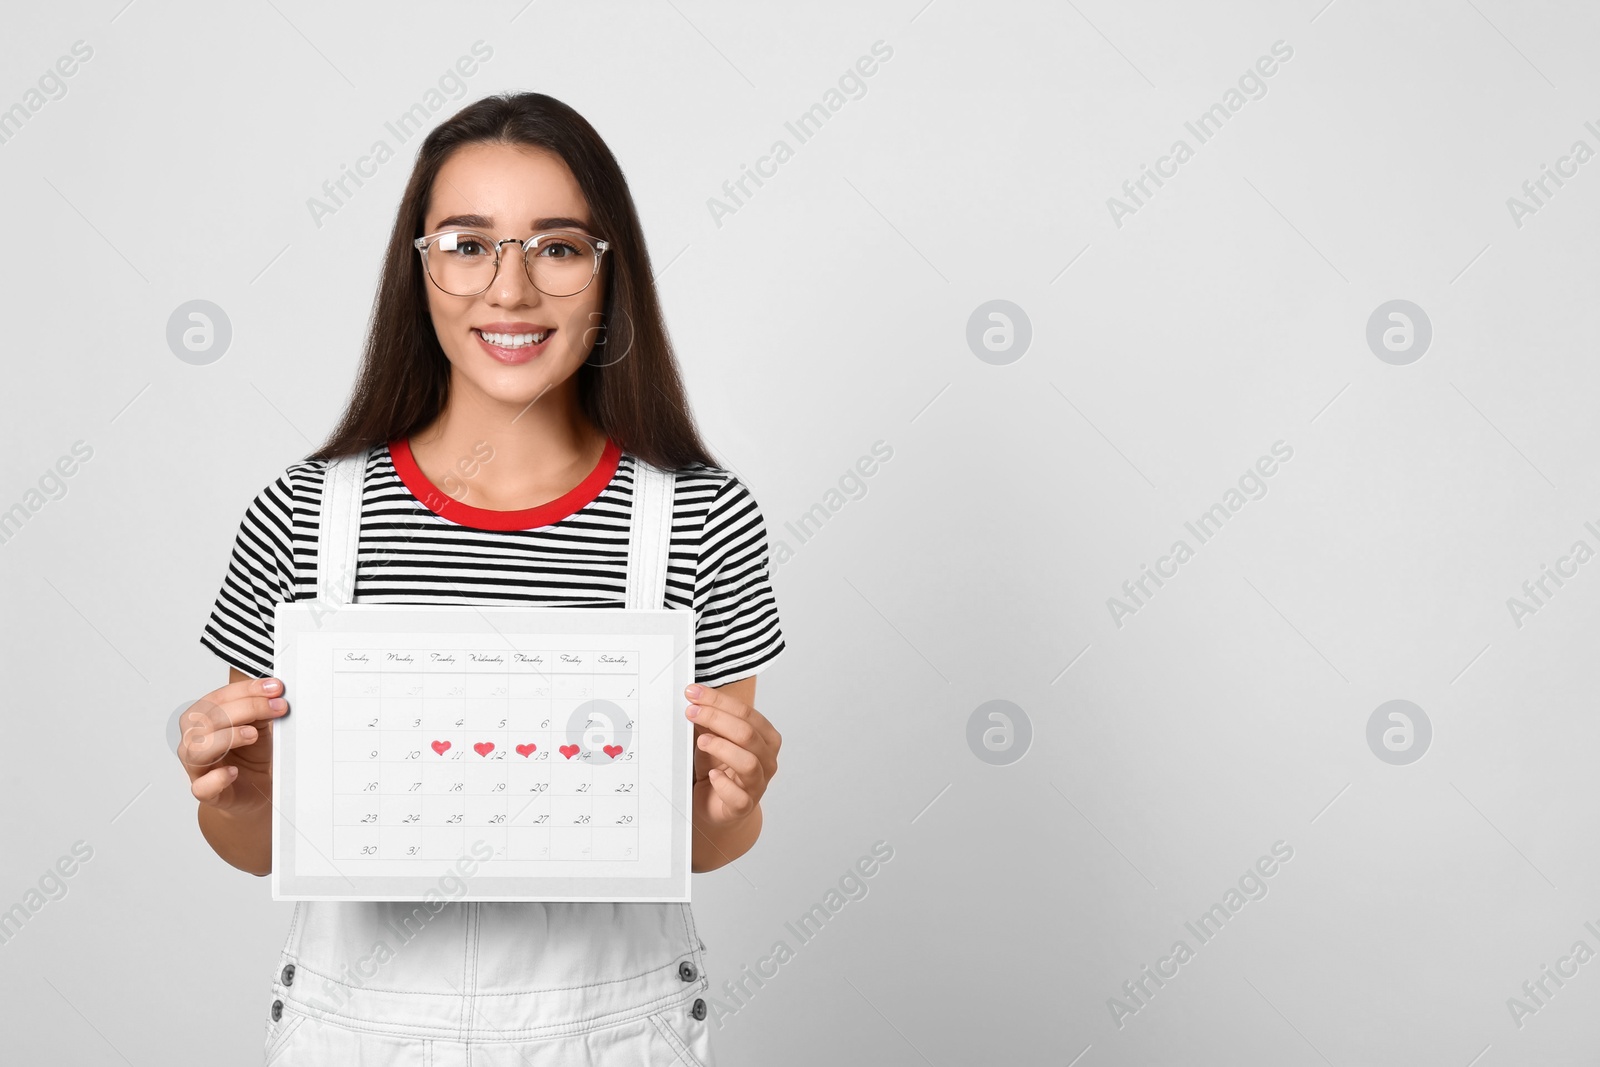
[386,436,621,531]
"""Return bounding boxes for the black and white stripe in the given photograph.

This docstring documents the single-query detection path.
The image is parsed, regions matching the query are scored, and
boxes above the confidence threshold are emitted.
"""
[200,447,786,687]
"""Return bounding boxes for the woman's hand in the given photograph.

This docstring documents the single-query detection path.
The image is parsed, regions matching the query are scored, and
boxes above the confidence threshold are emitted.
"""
[685,680,779,841]
[178,676,290,818]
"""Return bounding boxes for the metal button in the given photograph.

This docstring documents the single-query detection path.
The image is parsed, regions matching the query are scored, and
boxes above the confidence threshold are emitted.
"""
[281,964,295,986]
[678,960,697,982]
[690,998,707,1021]
[271,999,283,1022]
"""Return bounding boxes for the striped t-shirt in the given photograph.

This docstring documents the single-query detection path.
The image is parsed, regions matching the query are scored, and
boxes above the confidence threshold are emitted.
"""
[199,437,786,688]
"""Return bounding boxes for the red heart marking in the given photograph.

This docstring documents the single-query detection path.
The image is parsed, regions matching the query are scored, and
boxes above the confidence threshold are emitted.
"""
[603,744,624,759]
[515,743,537,757]
[474,741,495,757]
[559,744,580,759]
[431,740,451,755]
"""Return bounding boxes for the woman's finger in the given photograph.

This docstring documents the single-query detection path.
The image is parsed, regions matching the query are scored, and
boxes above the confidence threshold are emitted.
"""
[228,675,285,698]
[689,705,777,782]
[212,676,290,724]
[685,700,761,753]
[182,689,288,744]
[686,686,780,752]
[189,764,239,803]
[180,723,264,773]
[706,767,754,819]
[696,732,763,782]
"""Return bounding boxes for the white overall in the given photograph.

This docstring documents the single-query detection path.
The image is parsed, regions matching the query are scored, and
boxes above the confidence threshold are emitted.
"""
[260,446,716,1066]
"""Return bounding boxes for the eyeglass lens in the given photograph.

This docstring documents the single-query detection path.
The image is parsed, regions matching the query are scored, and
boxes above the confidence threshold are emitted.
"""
[424,232,599,297]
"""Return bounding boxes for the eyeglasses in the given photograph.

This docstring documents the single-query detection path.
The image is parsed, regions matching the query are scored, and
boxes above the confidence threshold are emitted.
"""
[413,229,610,298]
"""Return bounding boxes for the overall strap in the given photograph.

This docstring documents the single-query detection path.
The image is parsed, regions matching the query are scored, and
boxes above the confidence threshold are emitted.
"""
[318,447,669,608]
[316,446,370,606]
[625,457,676,610]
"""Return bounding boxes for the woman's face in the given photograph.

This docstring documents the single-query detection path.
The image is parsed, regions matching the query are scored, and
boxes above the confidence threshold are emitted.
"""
[420,142,608,413]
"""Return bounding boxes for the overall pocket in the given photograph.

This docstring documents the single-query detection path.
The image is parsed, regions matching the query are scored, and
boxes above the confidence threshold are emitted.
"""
[262,1004,306,1065]
[646,995,715,1067]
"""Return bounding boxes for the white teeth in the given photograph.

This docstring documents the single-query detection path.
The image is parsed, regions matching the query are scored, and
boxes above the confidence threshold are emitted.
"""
[479,329,549,348]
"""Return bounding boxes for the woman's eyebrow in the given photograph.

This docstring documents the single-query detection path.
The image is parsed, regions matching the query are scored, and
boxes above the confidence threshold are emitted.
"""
[432,213,593,232]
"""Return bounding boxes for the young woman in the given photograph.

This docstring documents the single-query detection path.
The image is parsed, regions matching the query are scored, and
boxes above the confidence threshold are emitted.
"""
[179,92,786,1064]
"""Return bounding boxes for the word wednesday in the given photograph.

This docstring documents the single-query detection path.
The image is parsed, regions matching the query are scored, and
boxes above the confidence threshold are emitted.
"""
[1106,40,1294,228]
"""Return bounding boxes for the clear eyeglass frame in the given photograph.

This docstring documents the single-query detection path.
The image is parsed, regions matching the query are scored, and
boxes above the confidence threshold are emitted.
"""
[412,228,611,298]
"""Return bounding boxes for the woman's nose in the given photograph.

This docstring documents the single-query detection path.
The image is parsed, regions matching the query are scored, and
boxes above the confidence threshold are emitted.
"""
[489,240,542,303]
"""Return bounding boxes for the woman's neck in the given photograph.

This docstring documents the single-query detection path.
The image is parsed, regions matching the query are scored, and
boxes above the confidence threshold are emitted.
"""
[407,387,609,512]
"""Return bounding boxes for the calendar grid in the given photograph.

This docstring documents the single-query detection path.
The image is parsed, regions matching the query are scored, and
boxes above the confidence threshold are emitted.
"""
[329,646,642,864]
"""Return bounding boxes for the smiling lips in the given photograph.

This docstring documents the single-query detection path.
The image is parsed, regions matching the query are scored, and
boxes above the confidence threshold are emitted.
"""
[474,323,555,364]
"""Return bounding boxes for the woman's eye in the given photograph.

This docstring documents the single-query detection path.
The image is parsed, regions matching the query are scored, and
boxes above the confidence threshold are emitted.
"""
[457,239,488,256]
[538,241,577,258]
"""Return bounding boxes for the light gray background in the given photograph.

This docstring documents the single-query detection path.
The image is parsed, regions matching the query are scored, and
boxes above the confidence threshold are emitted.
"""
[1,1,1595,1064]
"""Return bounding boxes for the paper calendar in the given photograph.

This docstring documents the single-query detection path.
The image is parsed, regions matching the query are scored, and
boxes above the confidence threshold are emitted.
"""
[269,604,694,901]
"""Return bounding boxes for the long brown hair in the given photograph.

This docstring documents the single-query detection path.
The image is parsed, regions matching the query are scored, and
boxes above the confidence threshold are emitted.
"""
[309,92,716,472]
